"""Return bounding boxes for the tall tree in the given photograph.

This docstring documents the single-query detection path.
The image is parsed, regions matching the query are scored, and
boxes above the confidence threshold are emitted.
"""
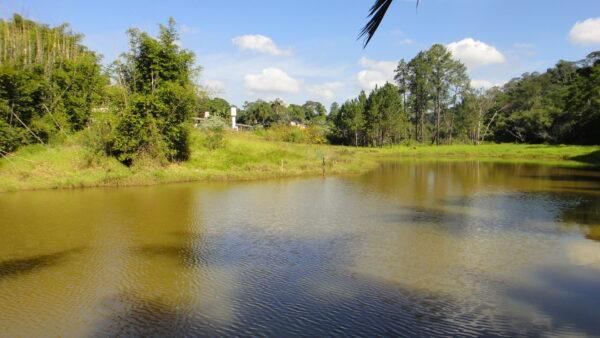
[425,44,469,144]
[110,18,197,164]
[404,51,431,142]
[364,83,409,146]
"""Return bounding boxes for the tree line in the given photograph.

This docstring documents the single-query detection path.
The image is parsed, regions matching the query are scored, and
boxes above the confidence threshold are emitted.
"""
[1,14,598,166]
[329,46,600,146]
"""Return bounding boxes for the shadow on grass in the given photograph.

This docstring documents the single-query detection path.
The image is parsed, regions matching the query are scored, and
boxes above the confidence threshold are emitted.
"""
[570,150,600,166]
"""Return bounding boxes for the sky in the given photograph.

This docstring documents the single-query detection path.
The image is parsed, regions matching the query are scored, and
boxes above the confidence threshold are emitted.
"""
[2,0,600,108]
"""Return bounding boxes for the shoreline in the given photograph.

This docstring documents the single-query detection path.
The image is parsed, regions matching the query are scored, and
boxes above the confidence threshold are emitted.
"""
[1,132,599,193]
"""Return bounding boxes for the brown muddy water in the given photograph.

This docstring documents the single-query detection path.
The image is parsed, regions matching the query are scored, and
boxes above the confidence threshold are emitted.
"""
[1,160,599,337]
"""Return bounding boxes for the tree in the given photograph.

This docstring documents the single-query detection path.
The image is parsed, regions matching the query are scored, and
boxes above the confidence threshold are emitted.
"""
[0,14,106,153]
[425,44,469,144]
[456,88,497,144]
[302,101,326,124]
[331,93,366,146]
[394,44,469,144]
[286,103,306,122]
[240,100,276,126]
[198,97,230,119]
[404,51,431,142]
[110,18,197,164]
[364,83,409,146]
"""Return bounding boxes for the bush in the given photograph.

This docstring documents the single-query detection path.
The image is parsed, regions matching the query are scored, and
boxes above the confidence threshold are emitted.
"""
[110,112,166,166]
[200,116,227,150]
[83,109,118,156]
[261,124,327,144]
[0,119,21,154]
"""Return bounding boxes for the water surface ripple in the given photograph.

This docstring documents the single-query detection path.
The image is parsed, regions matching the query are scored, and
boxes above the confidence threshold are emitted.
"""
[1,160,599,336]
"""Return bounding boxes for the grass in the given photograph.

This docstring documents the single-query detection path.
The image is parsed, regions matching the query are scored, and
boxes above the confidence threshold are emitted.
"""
[1,130,599,192]
[376,143,600,167]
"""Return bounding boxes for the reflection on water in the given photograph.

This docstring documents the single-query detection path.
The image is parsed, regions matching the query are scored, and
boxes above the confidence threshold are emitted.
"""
[0,247,84,279]
[0,160,599,336]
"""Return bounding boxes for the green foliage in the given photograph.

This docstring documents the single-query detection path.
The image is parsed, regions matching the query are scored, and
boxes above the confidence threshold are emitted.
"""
[364,83,409,146]
[110,111,166,166]
[110,18,197,165]
[331,45,599,147]
[199,116,227,150]
[0,15,106,153]
[198,97,230,119]
[83,109,118,156]
[0,118,21,153]
[329,93,366,146]
[261,124,327,144]
[489,52,600,144]
[394,44,469,144]
[330,83,410,147]
[239,100,278,126]
[238,99,328,127]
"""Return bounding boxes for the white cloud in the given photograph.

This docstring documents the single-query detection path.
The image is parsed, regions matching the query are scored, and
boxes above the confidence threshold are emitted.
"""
[569,17,600,45]
[470,79,495,89]
[356,57,396,91]
[232,34,291,56]
[202,79,225,94]
[179,24,199,35]
[399,38,415,45]
[244,68,300,94]
[306,82,344,101]
[446,38,506,68]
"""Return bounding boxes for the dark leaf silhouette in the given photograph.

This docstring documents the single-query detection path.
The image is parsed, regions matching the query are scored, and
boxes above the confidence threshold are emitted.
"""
[359,0,420,48]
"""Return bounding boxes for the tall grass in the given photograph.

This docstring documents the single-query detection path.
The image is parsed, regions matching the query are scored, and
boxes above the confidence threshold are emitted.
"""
[1,130,598,192]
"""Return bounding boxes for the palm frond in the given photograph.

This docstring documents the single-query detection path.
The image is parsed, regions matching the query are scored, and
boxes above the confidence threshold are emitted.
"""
[358,0,394,48]
[359,0,420,48]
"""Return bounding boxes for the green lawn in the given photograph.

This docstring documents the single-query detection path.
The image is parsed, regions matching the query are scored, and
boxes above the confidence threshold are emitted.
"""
[1,130,599,192]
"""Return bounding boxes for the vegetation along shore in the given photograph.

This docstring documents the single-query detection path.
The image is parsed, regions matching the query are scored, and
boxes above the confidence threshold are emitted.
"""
[1,14,599,192]
[1,130,598,192]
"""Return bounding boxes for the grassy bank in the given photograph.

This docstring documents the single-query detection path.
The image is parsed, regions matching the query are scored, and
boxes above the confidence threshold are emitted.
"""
[1,130,599,192]
[378,143,600,164]
[0,131,378,192]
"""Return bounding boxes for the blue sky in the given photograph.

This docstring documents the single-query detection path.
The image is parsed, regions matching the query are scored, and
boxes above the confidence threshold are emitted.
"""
[2,0,600,107]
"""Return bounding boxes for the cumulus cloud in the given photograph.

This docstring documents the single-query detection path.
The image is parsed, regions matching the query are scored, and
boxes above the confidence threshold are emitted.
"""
[232,34,291,56]
[569,17,600,45]
[446,38,506,68]
[244,68,300,94]
[306,82,344,101]
[356,57,396,91]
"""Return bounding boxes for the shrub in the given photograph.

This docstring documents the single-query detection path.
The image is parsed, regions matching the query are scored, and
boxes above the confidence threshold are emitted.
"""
[200,116,227,150]
[260,124,327,144]
[83,109,118,156]
[110,112,166,166]
[0,119,21,154]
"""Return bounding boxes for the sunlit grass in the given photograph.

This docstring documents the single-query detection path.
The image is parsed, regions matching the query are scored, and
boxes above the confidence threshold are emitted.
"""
[1,130,599,192]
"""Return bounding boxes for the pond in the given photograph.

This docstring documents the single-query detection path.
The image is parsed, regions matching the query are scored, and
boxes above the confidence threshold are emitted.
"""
[1,160,599,336]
